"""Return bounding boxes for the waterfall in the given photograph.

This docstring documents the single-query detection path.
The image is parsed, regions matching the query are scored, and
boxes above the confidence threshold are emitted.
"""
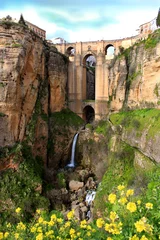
[85,190,96,220]
[66,133,79,168]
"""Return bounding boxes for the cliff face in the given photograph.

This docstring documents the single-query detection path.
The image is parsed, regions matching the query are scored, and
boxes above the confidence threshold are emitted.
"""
[108,32,160,111]
[0,23,68,164]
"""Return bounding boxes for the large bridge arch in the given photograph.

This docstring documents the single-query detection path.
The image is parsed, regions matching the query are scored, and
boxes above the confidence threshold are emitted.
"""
[82,53,96,100]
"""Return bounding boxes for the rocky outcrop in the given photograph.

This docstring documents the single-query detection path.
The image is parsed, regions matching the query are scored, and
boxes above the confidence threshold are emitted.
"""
[108,36,160,111]
[0,22,68,164]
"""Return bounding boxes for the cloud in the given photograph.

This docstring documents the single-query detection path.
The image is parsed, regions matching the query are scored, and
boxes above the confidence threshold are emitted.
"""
[0,0,159,42]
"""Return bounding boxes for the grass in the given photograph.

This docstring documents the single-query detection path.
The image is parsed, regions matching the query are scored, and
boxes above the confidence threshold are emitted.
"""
[109,108,160,139]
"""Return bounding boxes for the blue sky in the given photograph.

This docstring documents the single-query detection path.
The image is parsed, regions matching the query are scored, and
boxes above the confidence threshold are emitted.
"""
[0,0,159,42]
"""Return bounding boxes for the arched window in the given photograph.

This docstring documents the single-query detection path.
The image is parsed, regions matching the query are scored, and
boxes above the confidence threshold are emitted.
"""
[83,54,96,100]
[83,105,95,123]
[105,44,115,56]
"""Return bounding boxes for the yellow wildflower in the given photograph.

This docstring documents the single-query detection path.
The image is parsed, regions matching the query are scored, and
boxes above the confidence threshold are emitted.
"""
[96,218,105,228]
[38,217,44,224]
[80,220,87,229]
[31,226,37,233]
[87,232,91,236]
[117,185,125,191]
[51,214,57,221]
[57,218,63,223]
[36,209,41,214]
[15,207,21,213]
[36,233,43,240]
[108,193,116,204]
[126,189,134,197]
[145,203,153,209]
[126,202,137,213]
[45,230,54,237]
[4,232,9,239]
[87,225,92,230]
[70,228,75,235]
[67,210,74,220]
[14,233,19,239]
[135,217,153,234]
[119,197,128,205]
[37,227,42,233]
[48,221,55,226]
[65,221,71,228]
[135,219,146,232]
[129,234,139,240]
[17,222,26,231]
[137,200,141,205]
[105,222,122,234]
[110,211,118,222]
[140,236,148,240]
[0,232,3,240]
[6,223,11,228]
[107,238,113,240]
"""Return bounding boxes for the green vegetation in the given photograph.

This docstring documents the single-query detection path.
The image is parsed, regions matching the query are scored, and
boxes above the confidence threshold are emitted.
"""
[156,8,160,27]
[94,142,135,217]
[11,43,22,48]
[0,172,159,239]
[57,172,66,188]
[0,143,49,225]
[110,108,160,138]
[0,112,6,117]
[154,83,160,97]
[50,108,84,127]
[95,119,110,136]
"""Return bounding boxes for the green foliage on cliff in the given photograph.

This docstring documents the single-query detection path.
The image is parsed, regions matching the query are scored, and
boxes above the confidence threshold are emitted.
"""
[50,108,84,127]
[0,143,49,224]
[109,108,160,139]
[94,142,135,217]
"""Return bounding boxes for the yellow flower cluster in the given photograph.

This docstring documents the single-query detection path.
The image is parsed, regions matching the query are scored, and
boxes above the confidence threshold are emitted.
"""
[15,207,21,214]
[145,202,153,209]
[135,217,153,234]
[108,193,116,204]
[67,210,74,220]
[126,202,137,213]
[117,184,125,191]
[105,222,122,235]
[130,234,149,240]
[96,218,105,228]
[110,211,118,222]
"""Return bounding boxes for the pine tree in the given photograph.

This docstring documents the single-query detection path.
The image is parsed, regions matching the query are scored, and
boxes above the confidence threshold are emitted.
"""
[156,8,160,27]
[18,14,26,26]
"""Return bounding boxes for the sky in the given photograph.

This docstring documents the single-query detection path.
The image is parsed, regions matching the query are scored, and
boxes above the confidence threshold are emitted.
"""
[0,0,159,43]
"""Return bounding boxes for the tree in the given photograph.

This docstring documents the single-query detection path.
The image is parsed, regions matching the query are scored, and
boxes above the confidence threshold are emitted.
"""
[156,8,160,27]
[18,14,26,26]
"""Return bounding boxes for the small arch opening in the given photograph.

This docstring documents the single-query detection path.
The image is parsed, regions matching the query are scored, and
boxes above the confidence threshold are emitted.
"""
[83,105,95,123]
[105,44,115,56]
[83,54,96,100]
[66,46,75,56]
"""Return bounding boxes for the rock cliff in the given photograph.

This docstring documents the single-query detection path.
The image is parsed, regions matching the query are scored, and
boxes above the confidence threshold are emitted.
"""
[0,22,76,166]
[108,31,160,111]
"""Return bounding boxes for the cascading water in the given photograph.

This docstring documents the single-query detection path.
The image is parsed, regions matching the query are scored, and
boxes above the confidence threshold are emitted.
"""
[66,133,79,168]
[85,190,96,219]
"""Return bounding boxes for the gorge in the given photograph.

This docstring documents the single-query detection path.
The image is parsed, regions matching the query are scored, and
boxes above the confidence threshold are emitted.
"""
[0,19,160,239]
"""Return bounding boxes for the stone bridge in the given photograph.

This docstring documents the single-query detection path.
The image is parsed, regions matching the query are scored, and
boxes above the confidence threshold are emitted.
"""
[56,36,138,122]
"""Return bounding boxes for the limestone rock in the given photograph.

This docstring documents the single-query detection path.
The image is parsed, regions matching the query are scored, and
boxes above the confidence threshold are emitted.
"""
[69,180,84,191]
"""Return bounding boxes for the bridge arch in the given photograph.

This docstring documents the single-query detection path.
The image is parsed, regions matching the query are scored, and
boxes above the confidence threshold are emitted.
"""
[82,53,96,100]
[66,46,75,56]
[105,44,115,56]
[83,105,95,123]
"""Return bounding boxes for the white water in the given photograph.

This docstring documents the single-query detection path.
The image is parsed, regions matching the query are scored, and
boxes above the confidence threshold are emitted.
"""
[66,133,79,168]
[85,190,96,205]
